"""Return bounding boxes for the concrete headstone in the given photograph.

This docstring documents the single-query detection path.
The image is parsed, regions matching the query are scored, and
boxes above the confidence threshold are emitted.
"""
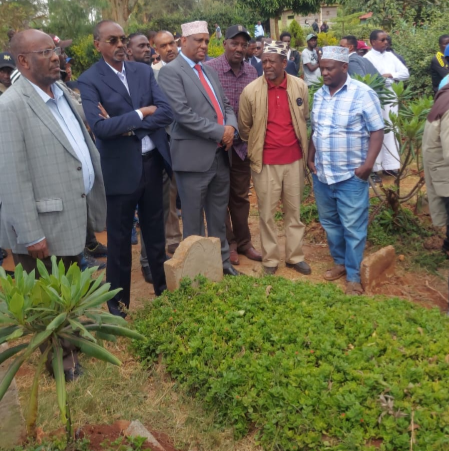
[360,245,396,293]
[164,236,223,291]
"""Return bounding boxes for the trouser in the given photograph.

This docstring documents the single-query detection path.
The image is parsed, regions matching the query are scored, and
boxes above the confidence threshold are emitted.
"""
[442,197,449,252]
[107,151,166,316]
[225,148,253,252]
[251,159,305,268]
[85,218,99,249]
[140,170,181,266]
[175,149,231,267]
[312,174,369,283]
[12,253,81,372]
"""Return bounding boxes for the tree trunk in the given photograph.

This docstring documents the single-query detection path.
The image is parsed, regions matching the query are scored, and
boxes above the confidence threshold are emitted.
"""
[102,0,139,29]
[274,15,280,40]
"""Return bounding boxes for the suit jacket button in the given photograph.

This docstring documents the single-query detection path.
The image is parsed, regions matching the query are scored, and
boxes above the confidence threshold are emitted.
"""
[77,167,82,171]
[81,194,86,198]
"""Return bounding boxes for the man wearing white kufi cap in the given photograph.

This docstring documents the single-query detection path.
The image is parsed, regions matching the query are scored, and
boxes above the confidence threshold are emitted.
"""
[308,46,385,295]
[239,41,311,276]
[158,20,241,276]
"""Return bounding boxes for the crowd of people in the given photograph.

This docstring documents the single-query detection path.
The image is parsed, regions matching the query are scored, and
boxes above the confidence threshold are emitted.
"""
[0,19,448,377]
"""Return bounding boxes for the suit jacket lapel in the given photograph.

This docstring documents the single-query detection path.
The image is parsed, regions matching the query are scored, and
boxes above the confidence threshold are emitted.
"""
[98,59,133,107]
[124,62,141,109]
[19,78,79,162]
[179,58,215,110]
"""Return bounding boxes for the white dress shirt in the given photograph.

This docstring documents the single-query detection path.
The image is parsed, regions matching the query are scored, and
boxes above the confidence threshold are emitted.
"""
[105,62,156,153]
[27,79,95,194]
[364,49,409,87]
[26,79,96,247]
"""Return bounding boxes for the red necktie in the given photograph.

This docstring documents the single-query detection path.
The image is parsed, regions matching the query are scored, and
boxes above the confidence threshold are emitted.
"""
[194,64,224,125]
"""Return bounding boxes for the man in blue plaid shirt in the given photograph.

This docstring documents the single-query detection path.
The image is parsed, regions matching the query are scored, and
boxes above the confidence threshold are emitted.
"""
[308,46,384,295]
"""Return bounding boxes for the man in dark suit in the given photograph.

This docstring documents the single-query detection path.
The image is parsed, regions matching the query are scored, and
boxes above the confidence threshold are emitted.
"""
[340,35,380,78]
[78,20,173,316]
[158,20,239,276]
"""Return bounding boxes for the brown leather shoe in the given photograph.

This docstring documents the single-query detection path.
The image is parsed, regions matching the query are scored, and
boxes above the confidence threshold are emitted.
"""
[230,249,240,265]
[243,247,262,262]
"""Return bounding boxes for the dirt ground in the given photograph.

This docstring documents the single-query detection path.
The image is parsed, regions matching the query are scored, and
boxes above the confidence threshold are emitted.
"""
[2,180,447,312]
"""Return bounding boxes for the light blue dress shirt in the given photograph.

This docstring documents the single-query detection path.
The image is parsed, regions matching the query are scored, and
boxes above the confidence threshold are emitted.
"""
[105,62,155,153]
[179,52,223,116]
[27,79,95,194]
[311,76,384,185]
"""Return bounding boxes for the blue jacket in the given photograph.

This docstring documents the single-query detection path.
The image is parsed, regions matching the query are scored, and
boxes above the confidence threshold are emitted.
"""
[78,59,173,195]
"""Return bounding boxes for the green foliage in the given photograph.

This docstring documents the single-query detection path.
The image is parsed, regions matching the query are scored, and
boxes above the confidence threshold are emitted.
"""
[0,0,46,50]
[129,1,260,40]
[44,0,103,43]
[0,257,144,439]
[391,17,448,98]
[67,34,100,77]
[133,275,449,450]
[317,31,339,47]
[338,0,447,28]
[242,0,320,18]
[207,37,225,58]
[288,19,305,47]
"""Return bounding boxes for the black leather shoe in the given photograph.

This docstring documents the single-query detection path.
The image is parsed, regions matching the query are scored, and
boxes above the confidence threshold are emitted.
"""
[264,266,278,275]
[286,261,312,275]
[141,265,153,284]
[223,266,241,276]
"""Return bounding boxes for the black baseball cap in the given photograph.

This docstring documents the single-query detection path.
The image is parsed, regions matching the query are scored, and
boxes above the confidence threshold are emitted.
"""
[225,25,251,40]
[0,53,15,70]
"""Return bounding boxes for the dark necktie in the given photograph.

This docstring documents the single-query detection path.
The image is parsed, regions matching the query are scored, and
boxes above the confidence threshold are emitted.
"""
[194,64,224,125]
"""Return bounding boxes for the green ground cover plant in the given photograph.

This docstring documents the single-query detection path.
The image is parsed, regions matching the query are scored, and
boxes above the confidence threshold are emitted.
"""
[132,276,449,450]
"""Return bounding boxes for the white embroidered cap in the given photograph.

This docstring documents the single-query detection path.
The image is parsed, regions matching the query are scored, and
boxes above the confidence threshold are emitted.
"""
[181,21,209,37]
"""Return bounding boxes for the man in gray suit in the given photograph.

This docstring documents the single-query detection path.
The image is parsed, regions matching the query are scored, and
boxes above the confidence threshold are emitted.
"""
[0,30,106,380]
[0,30,106,274]
[158,21,239,276]
[340,35,380,78]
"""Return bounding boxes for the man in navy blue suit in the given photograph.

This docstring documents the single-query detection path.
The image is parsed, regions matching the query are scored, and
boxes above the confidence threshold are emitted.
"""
[78,20,173,316]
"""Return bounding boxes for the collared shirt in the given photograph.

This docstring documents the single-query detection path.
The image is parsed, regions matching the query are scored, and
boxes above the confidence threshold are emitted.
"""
[179,52,223,115]
[205,55,257,160]
[105,62,155,153]
[263,74,302,165]
[27,79,95,194]
[364,49,409,88]
[311,76,384,185]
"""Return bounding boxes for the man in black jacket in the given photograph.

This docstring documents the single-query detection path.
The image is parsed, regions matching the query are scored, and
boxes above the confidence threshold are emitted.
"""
[430,34,449,94]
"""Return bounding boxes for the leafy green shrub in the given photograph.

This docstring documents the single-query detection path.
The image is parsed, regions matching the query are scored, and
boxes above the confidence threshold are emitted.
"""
[207,38,225,58]
[0,258,143,439]
[391,17,447,98]
[133,276,449,450]
[288,19,305,47]
[67,34,100,78]
[317,31,339,47]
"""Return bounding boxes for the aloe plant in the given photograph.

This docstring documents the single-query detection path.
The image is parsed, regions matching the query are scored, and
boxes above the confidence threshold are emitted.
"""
[0,256,144,440]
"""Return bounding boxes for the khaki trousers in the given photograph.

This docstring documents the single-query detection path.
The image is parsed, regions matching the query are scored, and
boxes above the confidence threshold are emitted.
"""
[252,159,305,268]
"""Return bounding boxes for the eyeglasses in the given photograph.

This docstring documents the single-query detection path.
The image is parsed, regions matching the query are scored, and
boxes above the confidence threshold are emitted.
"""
[102,36,127,45]
[20,47,61,58]
[152,56,161,62]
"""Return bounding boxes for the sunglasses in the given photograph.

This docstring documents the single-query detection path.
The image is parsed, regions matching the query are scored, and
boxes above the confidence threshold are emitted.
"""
[102,36,127,45]
[152,56,161,62]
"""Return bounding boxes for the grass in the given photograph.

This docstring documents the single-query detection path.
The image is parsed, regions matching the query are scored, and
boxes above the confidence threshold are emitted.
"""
[14,341,263,451]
